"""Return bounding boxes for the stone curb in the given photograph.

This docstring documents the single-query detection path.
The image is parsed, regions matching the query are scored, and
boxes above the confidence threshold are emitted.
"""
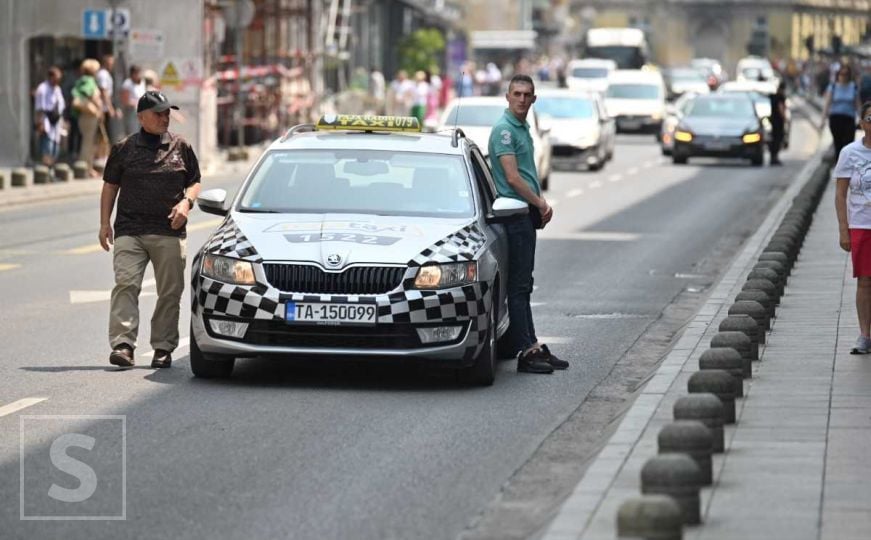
[541,125,833,539]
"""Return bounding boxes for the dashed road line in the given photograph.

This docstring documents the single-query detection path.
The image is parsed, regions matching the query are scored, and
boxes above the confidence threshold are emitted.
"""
[626,166,640,176]
[549,198,561,208]
[539,231,640,241]
[589,180,603,189]
[0,397,48,418]
[566,188,584,198]
[606,174,622,183]
[69,278,157,304]
[63,219,222,255]
[642,159,656,168]
[0,263,21,272]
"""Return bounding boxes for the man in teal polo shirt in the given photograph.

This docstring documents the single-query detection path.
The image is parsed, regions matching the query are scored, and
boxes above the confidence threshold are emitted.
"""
[489,74,568,374]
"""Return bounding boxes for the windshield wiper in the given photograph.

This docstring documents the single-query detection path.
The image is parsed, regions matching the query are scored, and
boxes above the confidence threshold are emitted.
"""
[238,207,281,213]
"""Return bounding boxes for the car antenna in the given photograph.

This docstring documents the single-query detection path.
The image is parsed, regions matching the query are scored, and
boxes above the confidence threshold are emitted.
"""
[451,71,466,147]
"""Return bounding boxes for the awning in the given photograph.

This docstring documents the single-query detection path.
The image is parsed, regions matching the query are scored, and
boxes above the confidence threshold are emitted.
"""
[470,30,537,50]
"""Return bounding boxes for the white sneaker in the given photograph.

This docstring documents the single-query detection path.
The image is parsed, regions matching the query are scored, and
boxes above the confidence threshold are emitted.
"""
[850,335,871,355]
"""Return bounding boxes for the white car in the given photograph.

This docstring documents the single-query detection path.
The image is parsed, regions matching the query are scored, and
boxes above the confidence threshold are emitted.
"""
[438,96,553,190]
[604,69,667,133]
[663,67,711,100]
[735,56,779,93]
[566,58,617,94]
[535,89,616,171]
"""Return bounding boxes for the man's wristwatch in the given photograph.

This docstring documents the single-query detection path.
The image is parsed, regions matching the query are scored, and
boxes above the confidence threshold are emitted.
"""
[185,196,195,210]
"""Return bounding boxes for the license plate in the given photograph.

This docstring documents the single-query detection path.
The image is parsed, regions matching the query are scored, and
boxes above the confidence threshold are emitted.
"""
[285,302,377,326]
[619,120,642,129]
[705,141,730,151]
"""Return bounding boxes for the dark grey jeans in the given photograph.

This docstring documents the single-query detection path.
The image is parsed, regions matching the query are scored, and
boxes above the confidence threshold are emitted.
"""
[505,214,538,355]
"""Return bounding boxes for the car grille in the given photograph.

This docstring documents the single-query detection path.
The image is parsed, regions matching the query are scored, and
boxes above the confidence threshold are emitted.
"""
[263,264,406,295]
[241,320,464,349]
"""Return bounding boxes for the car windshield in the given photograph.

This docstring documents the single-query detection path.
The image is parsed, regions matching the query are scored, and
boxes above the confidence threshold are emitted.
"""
[668,69,706,82]
[534,97,595,119]
[605,83,661,100]
[686,97,755,118]
[239,150,475,218]
[443,105,505,127]
[571,67,609,79]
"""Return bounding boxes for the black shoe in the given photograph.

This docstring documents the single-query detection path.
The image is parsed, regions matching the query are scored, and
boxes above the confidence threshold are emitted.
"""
[517,348,554,374]
[151,349,172,368]
[540,344,569,370]
[770,159,783,166]
[109,344,135,368]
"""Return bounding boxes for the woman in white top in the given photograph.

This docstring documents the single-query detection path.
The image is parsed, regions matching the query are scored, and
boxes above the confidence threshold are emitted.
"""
[120,65,147,136]
[835,101,871,353]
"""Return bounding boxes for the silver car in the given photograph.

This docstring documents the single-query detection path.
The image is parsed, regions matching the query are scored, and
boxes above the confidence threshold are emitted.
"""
[189,114,529,385]
[535,88,616,171]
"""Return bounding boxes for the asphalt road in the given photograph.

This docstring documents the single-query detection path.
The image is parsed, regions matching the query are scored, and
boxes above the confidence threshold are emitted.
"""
[0,113,820,540]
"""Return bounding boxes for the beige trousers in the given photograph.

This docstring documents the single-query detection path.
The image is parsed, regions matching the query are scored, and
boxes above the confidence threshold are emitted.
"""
[109,235,186,352]
[78,113,99,168]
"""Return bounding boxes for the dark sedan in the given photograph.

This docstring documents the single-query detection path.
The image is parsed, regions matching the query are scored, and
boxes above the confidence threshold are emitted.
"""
[671,94,765,166]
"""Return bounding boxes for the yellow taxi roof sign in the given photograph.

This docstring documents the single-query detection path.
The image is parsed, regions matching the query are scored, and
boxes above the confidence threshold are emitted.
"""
[316,114,421,132]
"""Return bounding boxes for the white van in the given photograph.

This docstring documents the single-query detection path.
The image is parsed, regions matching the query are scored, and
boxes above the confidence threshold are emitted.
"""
[604,69,667,132]
[566,58,617,94]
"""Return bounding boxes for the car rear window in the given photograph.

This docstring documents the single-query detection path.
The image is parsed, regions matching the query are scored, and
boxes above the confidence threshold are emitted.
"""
[534,97,595,119]
[239,150,475,218]
[605,83,661,100]
[686,97,755,118]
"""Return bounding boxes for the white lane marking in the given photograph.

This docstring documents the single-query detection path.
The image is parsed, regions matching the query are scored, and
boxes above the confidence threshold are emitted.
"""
[626,167,640,176]
[589,180,603,189]
[536,336,573,344]
[566,188,584,198]
[69,278,157,304]
[550,198,561,208]
[607,174,622,183]
[0,263,21,272]
[642,160,655,168]
[139,337,190,358]
[0,397,48,418]
[531,302,547,307]
[64,219,222,255]
[539,231,640,241]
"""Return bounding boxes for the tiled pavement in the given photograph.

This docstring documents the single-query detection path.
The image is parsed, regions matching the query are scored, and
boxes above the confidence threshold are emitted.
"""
[542,146,871,537]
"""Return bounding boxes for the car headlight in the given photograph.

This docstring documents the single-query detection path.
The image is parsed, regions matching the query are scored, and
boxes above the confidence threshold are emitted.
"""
[742,132,762,144]
[413,262,477,289]
[674,130,693,142]
[202,254,256,285]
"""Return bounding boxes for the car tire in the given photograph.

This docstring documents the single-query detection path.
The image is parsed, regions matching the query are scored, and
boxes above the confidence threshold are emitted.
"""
[673,154,688,165]
[459,291,497,387]
[662,147,672,156]
[189,324,235,378]
[589,160,603,171]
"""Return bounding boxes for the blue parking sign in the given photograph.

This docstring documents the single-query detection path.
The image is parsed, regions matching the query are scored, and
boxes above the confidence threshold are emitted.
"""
[82,9,107,39]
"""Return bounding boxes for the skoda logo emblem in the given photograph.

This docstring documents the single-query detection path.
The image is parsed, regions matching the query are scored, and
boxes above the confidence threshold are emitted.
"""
[326,254,342,268]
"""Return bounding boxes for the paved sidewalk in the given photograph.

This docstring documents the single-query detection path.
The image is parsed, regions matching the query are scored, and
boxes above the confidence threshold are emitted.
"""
[542,141,871,537]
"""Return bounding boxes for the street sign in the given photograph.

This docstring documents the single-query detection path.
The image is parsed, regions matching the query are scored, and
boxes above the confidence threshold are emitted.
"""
[82,9,107,39]
[130,29,165,62]
[107,8,131,38]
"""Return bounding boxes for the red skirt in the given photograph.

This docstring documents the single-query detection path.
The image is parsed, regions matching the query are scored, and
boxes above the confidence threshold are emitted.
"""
[850,229,871,277]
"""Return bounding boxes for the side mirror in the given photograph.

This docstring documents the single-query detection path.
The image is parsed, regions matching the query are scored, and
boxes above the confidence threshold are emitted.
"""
[197,188,228,216]
[487,196,529,222]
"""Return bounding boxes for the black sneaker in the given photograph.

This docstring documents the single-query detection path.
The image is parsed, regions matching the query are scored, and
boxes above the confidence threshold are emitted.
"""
[109,344,135,368]
[151,349,172,369]
[517,348,554,374]
[540,344,569,370]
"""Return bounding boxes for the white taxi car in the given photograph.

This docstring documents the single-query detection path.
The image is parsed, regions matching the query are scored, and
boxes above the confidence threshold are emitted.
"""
[190,115,530,385]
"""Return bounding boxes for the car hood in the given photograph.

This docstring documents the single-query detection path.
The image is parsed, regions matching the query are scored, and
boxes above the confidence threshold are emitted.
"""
[567,78,608,93]
[207,213,482,268]
[548,118,599,142]
[670,81,709,94]
[681,116,758,137]
[606,98,664,116]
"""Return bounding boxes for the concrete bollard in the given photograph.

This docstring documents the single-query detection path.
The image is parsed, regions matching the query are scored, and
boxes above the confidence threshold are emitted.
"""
[719,314,760,357]
[54,163,72,182]
[11,168,28,187]
[658,421,714,486]
[753,260,787,289]
[617,495,683,540]
[641,454,703,525]
[758,251,791,276]
[689,370,737,424]
[73,161,89,179]
[711,331,756,369]
[747,268,783,299]
[765,240,798,263]
[699,348,745,396]
[0,171,5,189]
[674,394,725,453]
[743,278,779,306]
[735,289,774,320]
[729,299,769,333]
[33,165,51,184]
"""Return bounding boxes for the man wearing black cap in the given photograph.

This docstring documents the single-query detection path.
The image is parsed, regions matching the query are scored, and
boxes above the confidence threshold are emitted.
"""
[99,91,201,369]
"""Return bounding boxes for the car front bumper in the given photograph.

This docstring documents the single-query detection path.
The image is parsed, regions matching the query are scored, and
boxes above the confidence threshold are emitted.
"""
[191,273,493,364]
[674,138,763,158]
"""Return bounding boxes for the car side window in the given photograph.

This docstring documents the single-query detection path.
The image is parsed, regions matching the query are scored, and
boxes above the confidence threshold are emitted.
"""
[470,148,497,205]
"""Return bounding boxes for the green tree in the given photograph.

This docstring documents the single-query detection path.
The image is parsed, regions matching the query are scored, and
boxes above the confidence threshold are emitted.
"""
[398,28,445,74]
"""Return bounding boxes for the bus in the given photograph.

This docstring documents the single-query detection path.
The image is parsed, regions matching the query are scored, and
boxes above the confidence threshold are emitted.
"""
[584,27,649,70]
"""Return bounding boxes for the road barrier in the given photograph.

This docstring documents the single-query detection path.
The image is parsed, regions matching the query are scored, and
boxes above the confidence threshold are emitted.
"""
[617,495,683,540]
[728,299,769,334]
[54,163,72,182]
[658,421,714,486]
[641,454,703,525]
[710,331,754,373]
[699,348,745,397]
[719,313,761,353]
[688,370,737,424]
[33,165,50,184]
[673,394,725,453]
[73,161,89,179]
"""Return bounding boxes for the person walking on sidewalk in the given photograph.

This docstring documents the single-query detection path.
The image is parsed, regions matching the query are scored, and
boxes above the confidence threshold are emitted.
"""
[488,74,568,374]
[99,91,201,369]
[33,66,65,168]
[821,64,862,159]
[768,81,787,166]
[835,101,871,354]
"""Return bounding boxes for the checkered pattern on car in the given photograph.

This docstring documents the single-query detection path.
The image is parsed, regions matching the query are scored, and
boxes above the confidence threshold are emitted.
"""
[408,222,487,267]
[203,217,262,262]
[192,221,494,356]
